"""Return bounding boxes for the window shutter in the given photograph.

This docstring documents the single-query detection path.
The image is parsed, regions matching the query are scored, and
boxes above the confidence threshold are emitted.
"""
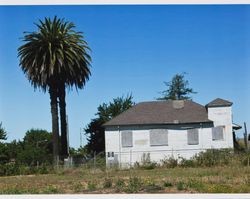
[187,129,199,145]
[150,129,168,146]
[212,126,224,140]
[121,131,133,147]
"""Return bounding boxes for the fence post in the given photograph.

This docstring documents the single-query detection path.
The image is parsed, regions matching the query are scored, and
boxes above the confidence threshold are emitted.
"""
[130,150,132,168]
[94,151,96,172]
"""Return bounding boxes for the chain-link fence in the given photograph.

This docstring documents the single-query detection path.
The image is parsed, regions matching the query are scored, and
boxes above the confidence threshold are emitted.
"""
[1,148,250,177]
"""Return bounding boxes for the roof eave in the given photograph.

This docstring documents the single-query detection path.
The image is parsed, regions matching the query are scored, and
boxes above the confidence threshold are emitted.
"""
[104,120,213,128]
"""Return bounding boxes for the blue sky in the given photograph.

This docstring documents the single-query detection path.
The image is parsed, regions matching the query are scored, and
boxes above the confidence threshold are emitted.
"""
[0,5,249,148]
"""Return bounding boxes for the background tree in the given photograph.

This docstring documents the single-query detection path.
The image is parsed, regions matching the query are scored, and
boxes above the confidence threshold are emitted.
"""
[84,95,134,154]
[18,16,91,161]
[0,122,7,141]
[0,122,7,164]
[157,73,197,100]
[0,129,53,166]
[17,129,53,166]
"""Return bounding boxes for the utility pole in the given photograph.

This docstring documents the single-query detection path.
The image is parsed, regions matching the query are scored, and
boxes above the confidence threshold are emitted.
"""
[80,128,82,147]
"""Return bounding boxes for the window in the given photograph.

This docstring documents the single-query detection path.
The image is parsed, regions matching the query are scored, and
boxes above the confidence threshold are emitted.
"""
[187,129,199,145]
[121,131,133,147]
[212,126,224,141]
[150,129,168,146]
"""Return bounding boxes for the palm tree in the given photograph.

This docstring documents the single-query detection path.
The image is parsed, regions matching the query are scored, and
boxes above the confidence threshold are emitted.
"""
[18,16,91,162]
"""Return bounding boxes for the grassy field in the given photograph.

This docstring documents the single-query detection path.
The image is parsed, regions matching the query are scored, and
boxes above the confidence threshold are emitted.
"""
[1,165,250,194]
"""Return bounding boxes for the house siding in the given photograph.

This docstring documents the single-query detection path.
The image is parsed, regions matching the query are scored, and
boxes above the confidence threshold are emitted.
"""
[105,125,233,167]
[207,106,233,149]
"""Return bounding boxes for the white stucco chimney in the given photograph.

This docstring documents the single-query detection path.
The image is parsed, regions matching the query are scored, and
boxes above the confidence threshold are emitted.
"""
[206,98,234,148]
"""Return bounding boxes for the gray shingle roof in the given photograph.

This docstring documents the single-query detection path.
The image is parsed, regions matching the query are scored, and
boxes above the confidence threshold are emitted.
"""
[206,98,233,107]
[104,100,212,127]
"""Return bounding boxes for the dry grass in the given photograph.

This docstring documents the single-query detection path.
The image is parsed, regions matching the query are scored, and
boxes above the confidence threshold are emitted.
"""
[1,165,250,194]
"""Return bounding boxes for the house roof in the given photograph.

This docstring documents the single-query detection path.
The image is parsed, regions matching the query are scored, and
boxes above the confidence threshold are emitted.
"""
[206,98,233,107]
[104,100,212,127]
[232,123,242,130]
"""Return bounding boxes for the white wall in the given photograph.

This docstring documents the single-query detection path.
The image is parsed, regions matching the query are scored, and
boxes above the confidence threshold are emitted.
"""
[207,106,233,148]
[105,124,233,167]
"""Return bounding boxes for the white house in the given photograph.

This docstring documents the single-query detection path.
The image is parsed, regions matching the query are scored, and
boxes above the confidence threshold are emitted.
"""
[104,98,239,168]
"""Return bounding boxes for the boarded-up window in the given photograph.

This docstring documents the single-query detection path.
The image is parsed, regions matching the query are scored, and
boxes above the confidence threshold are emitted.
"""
[212,126,224,141]
[187,129,199,145]
[107,152,114,158]
[121,131,133,147]
[150,129,168,146]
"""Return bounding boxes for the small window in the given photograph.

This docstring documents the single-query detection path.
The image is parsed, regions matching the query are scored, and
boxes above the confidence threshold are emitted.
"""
[187,129,199,145]
[212,126,224,141]
[150,129,168,146]
[121,131,133,147]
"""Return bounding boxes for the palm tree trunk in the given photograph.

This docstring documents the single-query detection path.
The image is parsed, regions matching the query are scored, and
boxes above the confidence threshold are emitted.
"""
[49,86,60,165]
[59,83,68,158]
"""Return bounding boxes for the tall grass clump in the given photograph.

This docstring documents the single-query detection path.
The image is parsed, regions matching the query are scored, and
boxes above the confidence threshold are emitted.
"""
[134,153,157,170]
[161,156,178,168]
[193,149,234,167]
[125,176,142,193]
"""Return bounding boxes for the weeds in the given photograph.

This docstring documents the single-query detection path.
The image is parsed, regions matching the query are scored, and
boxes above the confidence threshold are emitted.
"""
[176,181,186,191]
[125,176,142,193]
[161,157,178,168]
[103,178,112,188]
[87,181,97,191]
[115,178,125,192]
[143,179,162,192]
[42,185,59,194]
[73,182,83,192]
[163,181,173,187]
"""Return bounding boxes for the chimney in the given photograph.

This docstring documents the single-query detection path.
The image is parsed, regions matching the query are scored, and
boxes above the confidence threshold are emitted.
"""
[172,100,184,109]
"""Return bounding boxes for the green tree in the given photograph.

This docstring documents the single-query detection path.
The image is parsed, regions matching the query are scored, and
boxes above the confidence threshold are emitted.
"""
[17,129,53,166]
[0,122,7,141]
[18,16,91,161]
[4,140,23,164]
[85,95,134,154]
[157,73,197,100]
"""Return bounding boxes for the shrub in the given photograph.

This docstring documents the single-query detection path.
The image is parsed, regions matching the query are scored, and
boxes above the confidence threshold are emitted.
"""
[179,157,196,167]
[161,156,178,168]
[176,181,186,191]
[206,184,232,193]
[163,181,173,187]
[4,163,20,176]
[193,149,234,167]
[115,178,125,192]
[87,181,97,191]
[143,179,162,192]
[125,176,142,193]
[187,179,204,192]
[42,185,59,194]
[144,183,162,192]
[103,178,112,188]
[241,153,250,166]
[135,153,157,170]
[73,182,83,192]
